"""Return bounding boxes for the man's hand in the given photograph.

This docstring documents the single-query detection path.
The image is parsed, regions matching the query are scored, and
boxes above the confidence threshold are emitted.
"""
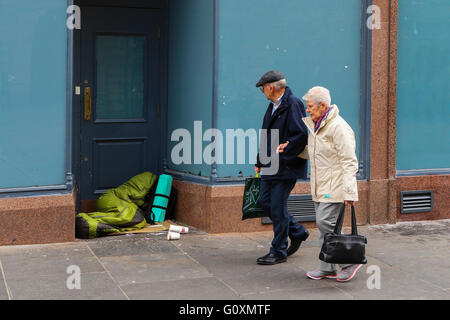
[254,166,261,174]
[276,142,289,154]
[344,200,354,206]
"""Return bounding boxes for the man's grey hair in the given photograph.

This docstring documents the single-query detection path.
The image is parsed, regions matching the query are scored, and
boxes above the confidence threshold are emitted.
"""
[270,78,287,90]
[302,86,331,107]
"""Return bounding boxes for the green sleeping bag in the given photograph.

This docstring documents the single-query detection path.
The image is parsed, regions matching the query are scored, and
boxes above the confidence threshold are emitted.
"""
[75,172,158,239]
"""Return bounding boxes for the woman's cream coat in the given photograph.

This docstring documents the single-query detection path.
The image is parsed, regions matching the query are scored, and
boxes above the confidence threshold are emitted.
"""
[301,106,359,203]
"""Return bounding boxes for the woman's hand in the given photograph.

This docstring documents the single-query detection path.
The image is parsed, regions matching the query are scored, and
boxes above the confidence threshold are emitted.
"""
[276,142,289,154]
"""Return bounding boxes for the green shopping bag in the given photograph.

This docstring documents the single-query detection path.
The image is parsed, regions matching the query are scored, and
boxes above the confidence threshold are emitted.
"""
[241,173,268,220]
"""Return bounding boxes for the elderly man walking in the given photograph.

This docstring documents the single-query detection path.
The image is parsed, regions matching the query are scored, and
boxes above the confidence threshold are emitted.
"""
[254,70,310,265]
[280,86,361,281]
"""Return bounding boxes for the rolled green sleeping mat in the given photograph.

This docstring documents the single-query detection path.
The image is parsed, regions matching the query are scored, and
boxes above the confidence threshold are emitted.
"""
[150,174,173,223]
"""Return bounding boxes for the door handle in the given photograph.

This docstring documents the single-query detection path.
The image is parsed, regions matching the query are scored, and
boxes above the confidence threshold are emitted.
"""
[84,87,91,121]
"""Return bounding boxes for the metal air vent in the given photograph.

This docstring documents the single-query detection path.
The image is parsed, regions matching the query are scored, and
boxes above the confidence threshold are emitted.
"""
[262,194,316,224]
[400,190,434,214]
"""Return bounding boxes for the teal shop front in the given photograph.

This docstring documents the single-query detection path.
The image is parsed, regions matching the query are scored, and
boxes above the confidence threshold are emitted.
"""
[0,0,68,190]
[1,0,446,245]
[0,0,371,243]
[166,0,371,181]
[0,0,74,245]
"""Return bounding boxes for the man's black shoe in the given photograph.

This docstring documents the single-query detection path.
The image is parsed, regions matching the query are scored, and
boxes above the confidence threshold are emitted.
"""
[257,253,287,265]
[257,253,271,263]
[287,230,310,257]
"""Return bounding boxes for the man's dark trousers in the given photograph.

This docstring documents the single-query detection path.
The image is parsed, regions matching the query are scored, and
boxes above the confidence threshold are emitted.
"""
[259,178,308,258]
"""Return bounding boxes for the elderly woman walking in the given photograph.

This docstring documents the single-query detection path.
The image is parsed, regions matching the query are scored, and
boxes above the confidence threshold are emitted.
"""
[278,86,361,282]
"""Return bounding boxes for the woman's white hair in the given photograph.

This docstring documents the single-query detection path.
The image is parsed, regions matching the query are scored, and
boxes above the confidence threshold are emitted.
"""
[302,86,331,107]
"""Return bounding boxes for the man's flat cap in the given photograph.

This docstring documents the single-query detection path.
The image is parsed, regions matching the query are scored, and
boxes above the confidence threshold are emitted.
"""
[256,70,286,87]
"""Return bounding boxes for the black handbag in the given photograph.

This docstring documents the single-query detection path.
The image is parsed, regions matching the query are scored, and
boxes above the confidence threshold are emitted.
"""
[319,205,367,264]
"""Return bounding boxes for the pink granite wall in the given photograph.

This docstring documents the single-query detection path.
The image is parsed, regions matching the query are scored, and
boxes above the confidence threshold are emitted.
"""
[0,192,76,246]
[396,175,450,222]
[370,0,398,225]
[172,180,369,234]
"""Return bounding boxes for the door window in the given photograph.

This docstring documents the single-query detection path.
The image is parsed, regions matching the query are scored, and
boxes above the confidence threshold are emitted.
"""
[95,35,146,120]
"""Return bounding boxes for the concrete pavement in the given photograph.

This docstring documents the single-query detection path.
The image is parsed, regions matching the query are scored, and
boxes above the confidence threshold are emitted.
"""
[0,219,449,300]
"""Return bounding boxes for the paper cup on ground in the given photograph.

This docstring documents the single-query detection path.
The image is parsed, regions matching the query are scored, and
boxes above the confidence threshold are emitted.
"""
[169,225,189,234]
[167,231,180,240]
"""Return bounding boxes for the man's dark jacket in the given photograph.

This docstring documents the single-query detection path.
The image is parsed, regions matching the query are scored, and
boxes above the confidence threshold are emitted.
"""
[256,87,308,180]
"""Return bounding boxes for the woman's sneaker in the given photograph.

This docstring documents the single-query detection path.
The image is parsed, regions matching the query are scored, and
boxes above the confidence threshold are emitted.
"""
[336,264,362,282]
[306,270,337,280]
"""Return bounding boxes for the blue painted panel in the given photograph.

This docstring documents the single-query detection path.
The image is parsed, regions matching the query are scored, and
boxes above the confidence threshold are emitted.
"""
[397,0,450,171]
[0,0,67,188]
[216,0,362,178]
[93,139,146,192]
[167,0,214,177]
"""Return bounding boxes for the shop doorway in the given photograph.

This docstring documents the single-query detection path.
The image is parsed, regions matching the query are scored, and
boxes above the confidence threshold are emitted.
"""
[75,3,164,211]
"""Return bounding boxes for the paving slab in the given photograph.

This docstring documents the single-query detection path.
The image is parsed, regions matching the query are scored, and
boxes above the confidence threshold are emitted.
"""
[333,266,449,300]
[243,229,321,249]
[121,277,240,300]
[241,285,352,300]
[100,252,212,286]
[175,234,335,296]
[5,272,127,300]
[0,262,10,300]
[0,219,448,300]
[0,250,103,280]
[86,236,179,257]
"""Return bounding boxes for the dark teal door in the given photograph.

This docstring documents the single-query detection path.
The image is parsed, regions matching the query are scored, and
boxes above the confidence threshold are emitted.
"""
[80,7,161,200]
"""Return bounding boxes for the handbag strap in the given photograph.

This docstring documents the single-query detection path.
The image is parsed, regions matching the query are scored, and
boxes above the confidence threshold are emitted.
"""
[333,205,346,234]
[351,205,358,235]
[333,204,359,235]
